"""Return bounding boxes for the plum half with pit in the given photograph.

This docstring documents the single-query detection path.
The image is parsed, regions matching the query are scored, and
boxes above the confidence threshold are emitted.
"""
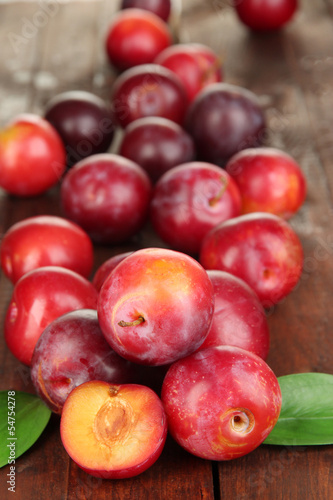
[60,380,167,478]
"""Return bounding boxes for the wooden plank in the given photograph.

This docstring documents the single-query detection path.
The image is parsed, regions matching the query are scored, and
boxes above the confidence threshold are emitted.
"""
[67,436,214,500]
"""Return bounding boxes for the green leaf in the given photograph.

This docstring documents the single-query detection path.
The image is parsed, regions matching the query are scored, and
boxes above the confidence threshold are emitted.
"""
[0,391,52,467]
[264,373,333,446]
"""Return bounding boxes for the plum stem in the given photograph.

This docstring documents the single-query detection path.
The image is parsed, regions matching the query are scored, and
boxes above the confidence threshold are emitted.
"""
[118,316,145,327]
[209,176,228,206]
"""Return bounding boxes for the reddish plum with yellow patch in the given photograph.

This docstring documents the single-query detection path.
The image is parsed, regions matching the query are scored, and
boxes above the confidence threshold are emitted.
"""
[105,8,172,71]
[155,43,223,102]
[161,345,282,460]
[0,114,66,196]
[225,148,306,219]
[97,247,215,365]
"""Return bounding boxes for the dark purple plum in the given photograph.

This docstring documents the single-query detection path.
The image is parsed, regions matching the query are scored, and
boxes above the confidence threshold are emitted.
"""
[120,0,171,21]
[44,91,115,166]
[186,83,266,166]
[119,117,195,182]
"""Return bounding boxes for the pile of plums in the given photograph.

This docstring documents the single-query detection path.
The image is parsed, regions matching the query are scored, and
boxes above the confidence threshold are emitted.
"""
[0,0,303,480]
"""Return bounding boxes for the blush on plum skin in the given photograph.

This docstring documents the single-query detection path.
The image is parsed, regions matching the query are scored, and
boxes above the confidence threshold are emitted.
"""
[0,215,94,284]
[154,42,223,102]
[4,266,98,366]
[199,212,304,307]
[234,0,298,31]
[105,8,172,71]
[44,91,115,166]
[60,153,152,244]
[110,64,188,128]
[60,380,167,479]
[119,117,196,182]
[0,114,66,197]
[30,309,138,414]
[185,83,266,166]
[150,162,242,255]
[161,345,282,461]
[197,270,270,360]
[120,0,171,22]
[225,147,306,219]
[97,247,215,366]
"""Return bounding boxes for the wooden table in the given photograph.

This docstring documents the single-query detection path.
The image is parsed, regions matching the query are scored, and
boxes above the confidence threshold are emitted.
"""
[0,1,332,498]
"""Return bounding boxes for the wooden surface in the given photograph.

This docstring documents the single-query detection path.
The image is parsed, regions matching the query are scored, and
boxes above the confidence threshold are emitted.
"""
[0,0,333,499]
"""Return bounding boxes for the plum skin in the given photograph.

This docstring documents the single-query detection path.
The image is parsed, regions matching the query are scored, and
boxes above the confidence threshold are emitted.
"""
[60,153,152,244]
[105,8,172,71]
[44,90,115,166]
[4,266,98,366]
[161,345,282,461]
[234,0,298,31]
[30,309,139,414]
[119,116,196,182]
[92,252,133,292]
[154,42,223,102]
[196,270,270,360]
[0,215,94,284]
[120,0,171,22]
[225,147,307,219]
[150,161,242,254]
[110,64,188,128]
[0,114,66,196]
[97,247,215,366]
[200,212,304,307]
[185,83,266,166]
